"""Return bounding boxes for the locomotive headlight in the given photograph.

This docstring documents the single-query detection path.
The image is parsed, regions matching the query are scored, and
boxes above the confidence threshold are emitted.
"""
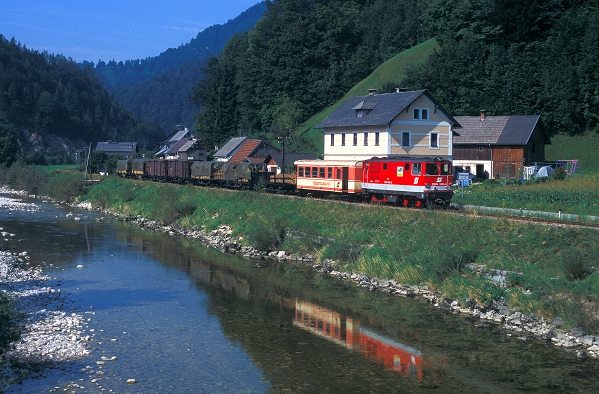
[425,183,430,188]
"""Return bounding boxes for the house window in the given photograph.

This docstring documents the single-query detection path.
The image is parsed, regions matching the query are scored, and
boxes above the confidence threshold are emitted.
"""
[531,144,536,154]
[375,132,380,146]
[341,133,346,146]
[477,145,483,151]
[357,110,363,118]
[330,134,334,146]
[430,132,439,149]
[401,132,410,147]
[412,163,422,175]
[413,108,429,120]
[353,133,358,146]
[364,132,368,146]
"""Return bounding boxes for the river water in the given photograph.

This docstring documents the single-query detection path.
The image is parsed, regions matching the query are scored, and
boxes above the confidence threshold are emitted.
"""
[1,195,598,393]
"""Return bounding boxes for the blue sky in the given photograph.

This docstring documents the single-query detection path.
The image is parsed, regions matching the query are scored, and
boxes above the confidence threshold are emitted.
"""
[0,0,261,63]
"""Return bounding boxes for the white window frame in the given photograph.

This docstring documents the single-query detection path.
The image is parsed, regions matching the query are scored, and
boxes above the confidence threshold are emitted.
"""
[341,133,346,146]
[413,108,429,120]
[353,132,358,146]
[401,131,411,147]
[330,133,334,146]
[375,132,380,146]
[430,132,439,149]
[363,132,368,146]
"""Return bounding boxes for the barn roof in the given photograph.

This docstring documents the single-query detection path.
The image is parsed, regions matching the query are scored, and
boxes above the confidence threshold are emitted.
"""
[214,137,247,159]
[95,142,137,153]
[453,115,550,145]
[228,139,262,163]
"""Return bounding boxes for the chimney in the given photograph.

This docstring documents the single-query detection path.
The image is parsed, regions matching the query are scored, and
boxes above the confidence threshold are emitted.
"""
[480,110,486,121]
[368,89,377,96]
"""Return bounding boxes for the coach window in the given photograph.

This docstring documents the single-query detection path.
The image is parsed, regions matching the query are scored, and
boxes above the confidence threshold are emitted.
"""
[382,163,387,171]
[312,167,318,177]
[299,167,304,177]
[412,163,422,175]
[405,163,410,171]
[328,167,333,178]
[426,163,439,175]
[336,169,341,179]
[319,167,325,178]
[305,167,310,177]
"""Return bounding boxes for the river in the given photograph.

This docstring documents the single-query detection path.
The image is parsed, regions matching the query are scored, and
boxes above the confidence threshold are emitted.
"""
[1,195,598,393]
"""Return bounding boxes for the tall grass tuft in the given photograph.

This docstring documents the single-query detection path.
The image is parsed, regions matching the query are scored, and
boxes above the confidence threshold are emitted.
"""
[561,248,593,281]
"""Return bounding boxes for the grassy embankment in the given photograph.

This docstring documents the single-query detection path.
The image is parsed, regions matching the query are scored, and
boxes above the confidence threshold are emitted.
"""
[81,176,599,334]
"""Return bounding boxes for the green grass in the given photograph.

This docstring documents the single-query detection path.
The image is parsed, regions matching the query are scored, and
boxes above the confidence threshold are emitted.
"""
[453,172,599,216]
[296,38,439,157]
[82,177,599,333]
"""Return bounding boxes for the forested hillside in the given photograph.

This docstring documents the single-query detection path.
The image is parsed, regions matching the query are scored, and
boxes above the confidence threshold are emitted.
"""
[194,0,599,154]
[194,0,424,152]
[93,2,266,133]
[0,35,164,166]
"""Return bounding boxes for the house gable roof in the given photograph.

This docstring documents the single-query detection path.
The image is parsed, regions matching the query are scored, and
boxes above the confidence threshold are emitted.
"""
[166,138,191,155]
[214,137,247,159]
[317,89,459,129]
[453,115,550,145]
[228,139,262,163]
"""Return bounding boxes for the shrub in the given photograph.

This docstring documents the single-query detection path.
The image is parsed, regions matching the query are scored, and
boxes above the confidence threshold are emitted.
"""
[562,248,593,281]
[551,166,567,181]
[42,171,86,202]
[434,249,478,280]
[247,219,286,251]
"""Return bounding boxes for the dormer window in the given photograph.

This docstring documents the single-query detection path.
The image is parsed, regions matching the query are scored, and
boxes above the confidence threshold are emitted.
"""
[357,110,363,118]
[413,108,429,120]
[353,100,377,117]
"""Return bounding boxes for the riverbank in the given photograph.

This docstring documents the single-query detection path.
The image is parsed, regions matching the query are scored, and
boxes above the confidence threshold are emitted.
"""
[0,193,92,389]
[72,196,599,360]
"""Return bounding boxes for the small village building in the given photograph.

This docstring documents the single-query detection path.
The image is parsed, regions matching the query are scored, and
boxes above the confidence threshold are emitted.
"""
[213,137,281,163]
[453,112,551,179]
[317,89,460,161]
[95,142,137,158]
[155,126,194,158]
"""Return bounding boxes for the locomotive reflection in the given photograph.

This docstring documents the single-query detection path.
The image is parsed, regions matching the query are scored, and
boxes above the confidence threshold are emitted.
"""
[293,300,439,381]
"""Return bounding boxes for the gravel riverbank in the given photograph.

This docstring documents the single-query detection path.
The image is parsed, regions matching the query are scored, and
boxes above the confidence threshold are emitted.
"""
[72,199,599,361]
[0,193,92,388]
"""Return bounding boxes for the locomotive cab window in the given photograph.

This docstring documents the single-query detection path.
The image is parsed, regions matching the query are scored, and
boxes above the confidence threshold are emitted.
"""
[441,163,451,175]
[425,163,439,175]
[412,163,422,175]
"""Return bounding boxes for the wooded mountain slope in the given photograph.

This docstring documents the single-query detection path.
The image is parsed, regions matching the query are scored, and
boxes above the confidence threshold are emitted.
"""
[0,35,163,166]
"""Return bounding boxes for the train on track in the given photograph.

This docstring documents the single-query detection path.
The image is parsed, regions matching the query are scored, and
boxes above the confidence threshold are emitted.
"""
[116,156,454,208]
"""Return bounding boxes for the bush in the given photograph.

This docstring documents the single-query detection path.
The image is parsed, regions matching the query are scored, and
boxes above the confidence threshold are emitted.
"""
[551,166,568,181]
[435,249,478,280]
[247,219,286,251]
[562,248,593,281]
[42,171,86,202]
